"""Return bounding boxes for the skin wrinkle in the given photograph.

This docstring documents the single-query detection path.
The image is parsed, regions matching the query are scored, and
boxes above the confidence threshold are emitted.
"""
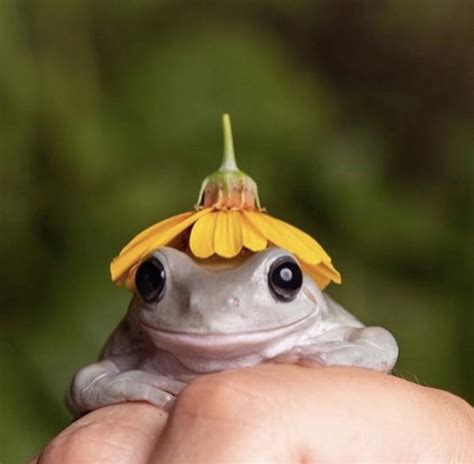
[76,417,164,444]
[155,416,280,464]
[41,435,135,463]
[39,416,134,454]
[172,404,260,431]
[427,390,474,462]
[245,365,316,427]
[411,387,465,461]
[61,435,139,462]
[158,440,266,463]
[189,369,278,406]
[174,378,275,429]
[39,430,140,464]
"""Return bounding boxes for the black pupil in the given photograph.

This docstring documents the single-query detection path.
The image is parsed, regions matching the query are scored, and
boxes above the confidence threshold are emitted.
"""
[135,259,166,303]
[269,259,303,301]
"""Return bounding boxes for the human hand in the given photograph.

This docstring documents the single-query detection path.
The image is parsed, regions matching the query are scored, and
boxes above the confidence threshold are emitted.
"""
[33,364,473,463]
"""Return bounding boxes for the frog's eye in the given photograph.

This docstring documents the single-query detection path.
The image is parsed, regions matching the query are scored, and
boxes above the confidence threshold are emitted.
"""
[268,256,303,302]
[135,257,166,303]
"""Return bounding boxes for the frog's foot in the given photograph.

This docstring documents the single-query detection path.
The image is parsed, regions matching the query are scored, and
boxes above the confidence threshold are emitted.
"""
[290,326,399,373]
[67,360,186,416]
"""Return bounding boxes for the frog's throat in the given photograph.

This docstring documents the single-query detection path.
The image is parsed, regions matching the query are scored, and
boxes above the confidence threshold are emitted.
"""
[137,310,317,356]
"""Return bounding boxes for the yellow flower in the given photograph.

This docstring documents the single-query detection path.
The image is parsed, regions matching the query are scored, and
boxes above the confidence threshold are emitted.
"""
[110,114,341,291]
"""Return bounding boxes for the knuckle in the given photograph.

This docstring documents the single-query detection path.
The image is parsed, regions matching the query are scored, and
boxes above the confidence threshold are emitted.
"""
[174,370,276,424]
[176,373,238,416]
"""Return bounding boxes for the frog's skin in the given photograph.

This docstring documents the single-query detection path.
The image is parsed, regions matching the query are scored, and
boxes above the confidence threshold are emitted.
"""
[67,247,398,416]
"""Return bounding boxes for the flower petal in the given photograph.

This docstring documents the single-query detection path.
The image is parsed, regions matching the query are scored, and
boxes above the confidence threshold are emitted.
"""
[300,259,341,286]
[119,211,195,256]
[271,217,332,263]
[124,265,139,290]
[190,212,218,258]
[243,211,330,264]
[241,212,267,252]
[300,262,332,290]
[318,261,342,284]
[110,208,210,282]
[214,211,243,258]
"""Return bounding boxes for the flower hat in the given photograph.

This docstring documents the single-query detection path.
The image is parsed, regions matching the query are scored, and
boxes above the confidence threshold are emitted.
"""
[110,114,341,291]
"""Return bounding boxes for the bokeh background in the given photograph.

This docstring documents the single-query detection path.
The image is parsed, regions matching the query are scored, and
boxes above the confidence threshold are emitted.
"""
[1,0,473,461]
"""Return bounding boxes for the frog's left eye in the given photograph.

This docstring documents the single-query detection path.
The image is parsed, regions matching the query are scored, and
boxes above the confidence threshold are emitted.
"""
[268,256,303,302]
[135,257,166,303]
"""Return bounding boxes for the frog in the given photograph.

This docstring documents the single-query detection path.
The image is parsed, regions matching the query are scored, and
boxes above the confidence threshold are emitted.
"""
[67,246,398,416]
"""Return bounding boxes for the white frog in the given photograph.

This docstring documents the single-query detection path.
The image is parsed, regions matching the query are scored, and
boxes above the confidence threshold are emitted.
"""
[67,246,398,416]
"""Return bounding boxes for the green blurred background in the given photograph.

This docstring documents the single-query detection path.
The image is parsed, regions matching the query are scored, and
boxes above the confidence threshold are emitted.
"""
[1,0,473,461]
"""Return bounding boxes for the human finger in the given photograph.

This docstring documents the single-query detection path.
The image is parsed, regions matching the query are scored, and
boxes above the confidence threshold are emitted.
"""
[33,402,168,464]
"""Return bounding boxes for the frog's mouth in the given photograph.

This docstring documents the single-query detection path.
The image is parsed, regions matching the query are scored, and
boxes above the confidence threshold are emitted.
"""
[137,311,317,356]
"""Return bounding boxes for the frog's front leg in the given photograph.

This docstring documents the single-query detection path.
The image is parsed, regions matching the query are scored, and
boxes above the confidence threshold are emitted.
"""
[293,326,398,373]
[288,293,399,373]
[67,354,185,416]
[67,314,185,416]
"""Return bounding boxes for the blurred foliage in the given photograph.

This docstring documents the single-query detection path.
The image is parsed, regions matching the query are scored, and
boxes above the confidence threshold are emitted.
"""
[0,0,473,461]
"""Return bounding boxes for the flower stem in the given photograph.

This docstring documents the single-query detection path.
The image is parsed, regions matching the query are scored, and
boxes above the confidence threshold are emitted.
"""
[219,113,239,172]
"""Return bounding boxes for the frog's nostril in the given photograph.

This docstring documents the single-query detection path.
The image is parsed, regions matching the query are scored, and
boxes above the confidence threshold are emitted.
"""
[227,296,240,308]
[188,295,206,315]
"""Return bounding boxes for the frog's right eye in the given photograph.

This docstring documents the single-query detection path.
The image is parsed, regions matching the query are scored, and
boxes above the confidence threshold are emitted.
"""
[135,257,166,303]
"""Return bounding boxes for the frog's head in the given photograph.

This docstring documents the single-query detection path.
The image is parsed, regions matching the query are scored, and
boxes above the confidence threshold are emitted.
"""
[130,247,324,356]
